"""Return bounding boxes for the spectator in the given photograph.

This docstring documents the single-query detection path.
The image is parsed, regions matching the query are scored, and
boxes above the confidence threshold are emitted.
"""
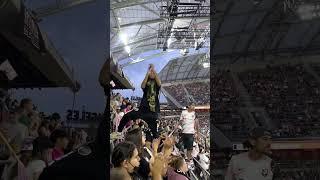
[111,142,141,179]
[167,156,189,180]
[27,137,53,180]
[125,127,150,180]
[0,108,28,153]
[38,121,50,137]
[110,167,132,180]
[50,129,69,161]
[124,102,133,114]
[19,98,33,127]
[28,112,40,138]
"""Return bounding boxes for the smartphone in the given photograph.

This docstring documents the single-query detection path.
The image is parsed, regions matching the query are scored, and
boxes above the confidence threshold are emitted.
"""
[143,147,152,162]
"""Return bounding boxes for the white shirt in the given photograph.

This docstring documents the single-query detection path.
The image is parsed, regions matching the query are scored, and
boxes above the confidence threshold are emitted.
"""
[225,152,273,180]
[26,160,46,180]
[0,121,28,148]
[180,110,196,134]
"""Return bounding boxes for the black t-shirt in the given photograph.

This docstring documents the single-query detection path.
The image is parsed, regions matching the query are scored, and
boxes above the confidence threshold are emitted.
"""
[140,79,161,113]
[137,157,150,180]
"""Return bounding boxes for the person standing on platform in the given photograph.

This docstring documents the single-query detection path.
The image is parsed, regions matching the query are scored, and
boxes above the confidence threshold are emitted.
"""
[139,64,161,147]
[118,64,161,148]
[177,104,199,168]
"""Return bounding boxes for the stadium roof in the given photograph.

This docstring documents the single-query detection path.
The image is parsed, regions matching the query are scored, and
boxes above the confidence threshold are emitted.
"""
[159,53,209,83]
[213,0,320,64]
[110,57,134,89]
[0,1,80,92]
[110,0,210,61]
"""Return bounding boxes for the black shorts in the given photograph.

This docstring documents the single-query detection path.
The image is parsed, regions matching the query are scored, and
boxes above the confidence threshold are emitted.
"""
[182,133,194,151]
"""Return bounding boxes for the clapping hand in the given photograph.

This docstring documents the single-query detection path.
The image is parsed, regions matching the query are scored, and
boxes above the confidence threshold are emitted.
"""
[152,138,161,154]
[163,136,174,150]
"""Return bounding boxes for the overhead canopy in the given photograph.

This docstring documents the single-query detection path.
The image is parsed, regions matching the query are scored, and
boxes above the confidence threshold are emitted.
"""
[213,0,320,64]
[110,57,134,90]
[0,0,80,92]
[159,53,209,83]
[110,0,210,61]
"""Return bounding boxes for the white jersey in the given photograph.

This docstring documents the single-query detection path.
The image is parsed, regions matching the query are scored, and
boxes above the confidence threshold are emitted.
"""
[225,152,273,180]
[180,110,196,134]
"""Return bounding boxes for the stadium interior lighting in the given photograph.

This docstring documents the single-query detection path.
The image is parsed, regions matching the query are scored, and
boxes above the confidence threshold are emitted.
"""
[124,46,131,54]
[120,32,128,45]
[180,48,189,56]
[202,62,210,68]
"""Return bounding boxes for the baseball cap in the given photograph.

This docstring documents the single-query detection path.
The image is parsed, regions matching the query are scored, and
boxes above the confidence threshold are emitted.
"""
[249,127,271,139]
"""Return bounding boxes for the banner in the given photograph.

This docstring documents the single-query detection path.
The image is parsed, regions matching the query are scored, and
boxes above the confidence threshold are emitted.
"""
[131,96,142,101]
[66,110,102,121]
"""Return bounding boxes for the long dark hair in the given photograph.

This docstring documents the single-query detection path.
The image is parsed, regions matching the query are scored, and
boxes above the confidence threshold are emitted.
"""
[125,127,143,155]
[111,142,136,168]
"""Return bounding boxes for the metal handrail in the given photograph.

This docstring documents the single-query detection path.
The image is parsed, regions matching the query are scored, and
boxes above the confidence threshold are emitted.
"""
[189,170,199,180]
[193,157,210,176]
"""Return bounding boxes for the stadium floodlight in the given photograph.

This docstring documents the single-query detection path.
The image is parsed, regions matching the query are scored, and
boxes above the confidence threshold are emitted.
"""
[124,46,131,54]
[180,48,189,56]
[120,33,128,45]
[202,62,210,68]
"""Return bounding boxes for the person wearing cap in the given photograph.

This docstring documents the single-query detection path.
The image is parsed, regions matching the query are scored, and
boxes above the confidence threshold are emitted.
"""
[225,127,274,180]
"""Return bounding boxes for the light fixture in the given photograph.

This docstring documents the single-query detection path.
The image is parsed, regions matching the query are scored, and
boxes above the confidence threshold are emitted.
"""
[120,33,128,45]
[124,46,131,54]
[202,62,210,68]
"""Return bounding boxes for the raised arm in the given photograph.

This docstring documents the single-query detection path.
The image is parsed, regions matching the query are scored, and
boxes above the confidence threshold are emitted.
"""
[141,70,150,89]
[152,69,161,87]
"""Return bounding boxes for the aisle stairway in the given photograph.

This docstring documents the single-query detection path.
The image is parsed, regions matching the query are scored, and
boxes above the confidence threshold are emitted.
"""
[161,87,183,108]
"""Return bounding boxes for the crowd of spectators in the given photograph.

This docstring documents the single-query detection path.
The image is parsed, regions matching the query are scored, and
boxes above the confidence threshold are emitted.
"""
[210,64,320,139]
[0,95,89,180]
[273,160,320,180]
[213,147,320,180]
[239,64,320,138]
[163,84,189,106]
[110,92,210,180]
[211,70,248,140]
[184,82,209,105]
[163,81,210,107]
